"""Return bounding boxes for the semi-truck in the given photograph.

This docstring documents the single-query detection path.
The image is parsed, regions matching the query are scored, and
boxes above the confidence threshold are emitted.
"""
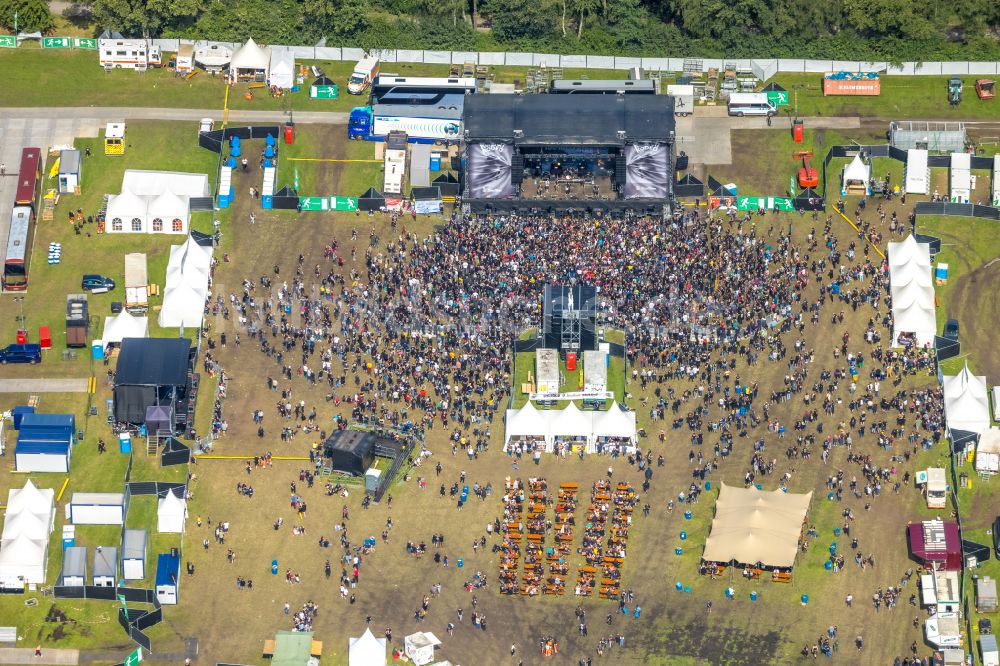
[348,76,476,144]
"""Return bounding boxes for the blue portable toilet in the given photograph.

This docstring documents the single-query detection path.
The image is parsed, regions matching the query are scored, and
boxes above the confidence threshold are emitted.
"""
[225,156,237,168]
[230,144,241,158]
[675,582,683,591]
[119,432,131,454]
[272,559,279,575]
[429,153,441,172]
[91,341,104,360]
[675,547,682,555]
[680,531,687,541]
[266,134,276,146]
[264,145,275,158]
[750,591,758,601]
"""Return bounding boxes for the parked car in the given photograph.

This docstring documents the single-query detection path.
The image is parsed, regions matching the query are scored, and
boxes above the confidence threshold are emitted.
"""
[199,118,214,134]
[0,343,41,364]
[994,516,1000,558]
[81,274,116,293]
[944,319,960,340]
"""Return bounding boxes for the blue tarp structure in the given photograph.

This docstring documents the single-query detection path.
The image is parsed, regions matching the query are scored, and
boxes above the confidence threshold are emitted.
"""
[12,406,35,429]
[155,553,180,605]
[18,413,75,442]
[16,413,74,472]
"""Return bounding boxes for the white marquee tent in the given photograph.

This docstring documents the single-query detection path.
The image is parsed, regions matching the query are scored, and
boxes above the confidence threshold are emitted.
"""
[943,363,990,435]
[106,171,209,236]
[230,37,271,82]
[156,490,187,533]
[888,235,935,347]
[504,402,638,453]
[159,236,213,329]
[269,47,296,89]
[349,628,387,666]
[0,480,55,586]
[100,309,149,346]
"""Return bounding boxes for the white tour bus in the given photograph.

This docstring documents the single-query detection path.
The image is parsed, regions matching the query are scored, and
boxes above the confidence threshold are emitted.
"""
[727,93,777,117]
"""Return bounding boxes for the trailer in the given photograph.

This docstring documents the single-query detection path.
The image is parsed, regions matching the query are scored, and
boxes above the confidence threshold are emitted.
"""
[99,38,160,71]
[124,253,149,314]
[349,76,474,144]
[383,132,408,195]
[65,293,88,348]
[175,43,194,74]
[823,72,880,96]
[667,85,695,117]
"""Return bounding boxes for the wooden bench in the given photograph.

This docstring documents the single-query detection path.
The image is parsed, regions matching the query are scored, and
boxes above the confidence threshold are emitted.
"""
[263,639,276,657]
[311,640,323,657]
[772,571,792,583]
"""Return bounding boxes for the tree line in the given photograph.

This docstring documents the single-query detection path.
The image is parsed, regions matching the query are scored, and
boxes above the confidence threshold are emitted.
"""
[2,0,1000,61]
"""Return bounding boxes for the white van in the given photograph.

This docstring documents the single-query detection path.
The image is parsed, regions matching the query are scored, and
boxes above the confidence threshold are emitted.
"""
[349,57,380,95]
[924,467,948,509]
[728,92,777,117]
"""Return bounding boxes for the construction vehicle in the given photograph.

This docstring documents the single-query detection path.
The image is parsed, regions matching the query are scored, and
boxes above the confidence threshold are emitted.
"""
[976,79,996,100]
[794,151,819,188]
[948,77,963,106]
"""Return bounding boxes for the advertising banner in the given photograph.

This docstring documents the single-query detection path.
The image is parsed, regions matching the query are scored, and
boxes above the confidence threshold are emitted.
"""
[623,143,669,199]
[414,199,441,214]
[466,143,514,199]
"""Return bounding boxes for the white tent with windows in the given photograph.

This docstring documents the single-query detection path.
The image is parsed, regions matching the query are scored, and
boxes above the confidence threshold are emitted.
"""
[268,47,295,89]
[100,310,149,346]
[943,363,990,435]
[349,628,387,666]
[106,188,148,233]
[148,189,190,231]
[156,490,187,533]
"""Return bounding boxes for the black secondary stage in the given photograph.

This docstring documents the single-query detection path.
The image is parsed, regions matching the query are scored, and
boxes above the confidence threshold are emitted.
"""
[462,94,675,214]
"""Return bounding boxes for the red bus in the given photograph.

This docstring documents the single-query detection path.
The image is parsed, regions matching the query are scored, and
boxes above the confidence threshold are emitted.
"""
[3,206,34,291]
[15,147,42,207]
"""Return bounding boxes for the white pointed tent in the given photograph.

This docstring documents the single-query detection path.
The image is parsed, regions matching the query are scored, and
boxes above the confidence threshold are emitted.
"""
[268,47,295,89]
[841,154,871,195]
[100,309,149,346]
[157,490,187,533]
[503,401,637,453]
[504,401,549,449]
[943,363,990,435]
[159,236,213,329]
[0,534,48,585]
[550,402,590,441]
[592,402,637,441]
[149,188,190,229]
[106,188,148,232]
[888,235,935,347]
[349,628,387,666]
[230,37,271,83]
[0,480,55,586]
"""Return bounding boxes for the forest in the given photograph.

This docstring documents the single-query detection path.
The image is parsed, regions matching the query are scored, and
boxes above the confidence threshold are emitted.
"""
[2,0,1000,61]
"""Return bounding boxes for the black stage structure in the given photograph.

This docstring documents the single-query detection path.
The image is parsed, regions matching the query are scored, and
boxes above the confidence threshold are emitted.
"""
[113,338,196,433]
[543,285,599,352]
[462,94,675,215]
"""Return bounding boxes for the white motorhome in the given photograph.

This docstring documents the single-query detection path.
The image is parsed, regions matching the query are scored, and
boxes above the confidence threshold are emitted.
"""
[176,43,194,74]
[349,57,380,95]
[99,39,160,71]
[727,92,777,117]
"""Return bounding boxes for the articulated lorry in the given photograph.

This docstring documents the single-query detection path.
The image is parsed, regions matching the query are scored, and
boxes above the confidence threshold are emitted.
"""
[348,76,475,144]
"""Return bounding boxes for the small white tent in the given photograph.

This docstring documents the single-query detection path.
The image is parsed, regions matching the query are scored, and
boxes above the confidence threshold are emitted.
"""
[269,47,295,89]
[349,628,387,666]
[230,37,270,82]
[101,310,149,346]
[504,401,550,449]
[159,236,213,329]
[156,490,187,533]
[841,154,871,195]
[943,363,990,435]
[0,534,48,585]
[592,403,637,442]
[7,480,55,525]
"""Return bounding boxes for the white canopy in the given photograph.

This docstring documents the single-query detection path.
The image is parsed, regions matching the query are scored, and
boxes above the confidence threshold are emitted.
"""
[157,490,187,533]
[159,236,213,328]
[843,154,870,185]
[925,612,963,648]
[592,402,637,439]
[702,484,812,568]
[101,310,149,346]
[888,235,935,347]
[269,47,295,89]
[1,510,50,541]
[977,428,1000,473]
[6,480,55,523]
[231,37,271,73]
[550,402,591,439]
[943,363,990,435]
[0,534,47,585]
[505,401,548,440]
[169,236,213,273]
[349,628,387,666]
[106,188,147,226]
[149,189,190,222]
[159,283,207,328]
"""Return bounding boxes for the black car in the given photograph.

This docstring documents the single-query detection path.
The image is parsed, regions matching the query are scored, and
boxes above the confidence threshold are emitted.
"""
[994,516,1000,558]
[81,274,116,293]
[944,319,960,340]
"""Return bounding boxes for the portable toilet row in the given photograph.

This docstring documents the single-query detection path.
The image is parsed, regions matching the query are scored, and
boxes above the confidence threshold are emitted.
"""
[218,159,234,209]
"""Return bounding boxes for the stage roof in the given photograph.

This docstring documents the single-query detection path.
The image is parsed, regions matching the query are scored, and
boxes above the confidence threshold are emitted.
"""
[464,94,675,145]
[115,338,191,387]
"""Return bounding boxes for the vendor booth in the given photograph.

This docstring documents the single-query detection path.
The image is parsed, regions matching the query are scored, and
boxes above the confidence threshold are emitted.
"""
[230,37,270,83]
[349,628,386,666]
[268,48,295,89]
[841,154,871,195]
[157,490,187,533]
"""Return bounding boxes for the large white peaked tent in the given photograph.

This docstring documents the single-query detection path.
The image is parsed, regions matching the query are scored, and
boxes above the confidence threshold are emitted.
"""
[230,37,271,82]
[887,235,935,347]
[0,480,55,587]
[159,236,213,329]
[943,363,990,435]
[157,490,187,533]
[504,401,638,453]
[349,628,387,666]
[107,171,209,235]
[100,309,149,346]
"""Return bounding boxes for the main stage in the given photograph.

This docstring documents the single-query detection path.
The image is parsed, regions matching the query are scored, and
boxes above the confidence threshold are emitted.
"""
[461,94,676,215]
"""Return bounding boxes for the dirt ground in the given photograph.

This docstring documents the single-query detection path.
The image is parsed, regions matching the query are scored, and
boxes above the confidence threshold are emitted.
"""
[155,131,945,666]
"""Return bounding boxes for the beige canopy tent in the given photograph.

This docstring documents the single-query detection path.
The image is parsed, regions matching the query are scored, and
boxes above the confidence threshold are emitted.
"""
[702,483,812,568]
